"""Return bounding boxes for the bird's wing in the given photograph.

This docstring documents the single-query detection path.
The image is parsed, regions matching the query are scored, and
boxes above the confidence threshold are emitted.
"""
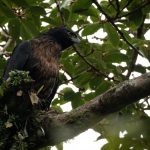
[3,41,31,80]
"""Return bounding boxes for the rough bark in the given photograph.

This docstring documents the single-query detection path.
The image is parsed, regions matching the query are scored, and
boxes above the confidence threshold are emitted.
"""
[28,72,150,149]
[1,73,150,149]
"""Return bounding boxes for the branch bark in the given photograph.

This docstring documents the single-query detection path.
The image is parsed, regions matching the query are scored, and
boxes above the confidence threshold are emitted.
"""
[26,72,150,149]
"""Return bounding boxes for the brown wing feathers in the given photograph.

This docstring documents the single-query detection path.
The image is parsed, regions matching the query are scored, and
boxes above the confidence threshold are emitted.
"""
[30,37,60,109]
[3,27,79,110]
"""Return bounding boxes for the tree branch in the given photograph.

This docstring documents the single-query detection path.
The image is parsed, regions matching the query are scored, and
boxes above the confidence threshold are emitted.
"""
[27,72,150,149]
[119,1,150,19]
[0,27,13,53]
[1,38,13,52]
[72,45,117,81]
[92,0,143,57]
[54,0,65,26]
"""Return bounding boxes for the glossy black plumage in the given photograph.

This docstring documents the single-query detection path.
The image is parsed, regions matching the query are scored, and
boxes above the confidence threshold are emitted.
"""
[3,27,79,110]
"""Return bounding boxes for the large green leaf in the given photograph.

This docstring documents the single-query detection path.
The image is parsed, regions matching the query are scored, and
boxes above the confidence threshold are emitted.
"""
[128,9,144,29]
[95,80,112,95]
[1,0,12,8]
[134,64,146,74]
[8,18,20,40]
[104,23,120,47]
[11,0,29,7]
[103,52,128,63]
[0,2,16,18]
[62,88,75,102]
[74,72,92,88]
[0,16,7,25]
[82,23,101,36]
[20,16,40,40]
[73,5,99,17]
[28,6,46,16]
[72,0,92,13]
[61,88,82,108]
[42,17,62,26]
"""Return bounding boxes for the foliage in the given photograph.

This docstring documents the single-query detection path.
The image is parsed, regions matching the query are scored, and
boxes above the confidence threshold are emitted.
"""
[0,0,150,149]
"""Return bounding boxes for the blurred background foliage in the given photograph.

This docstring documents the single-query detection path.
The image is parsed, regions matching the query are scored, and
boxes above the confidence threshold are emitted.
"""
[0,0,150,149]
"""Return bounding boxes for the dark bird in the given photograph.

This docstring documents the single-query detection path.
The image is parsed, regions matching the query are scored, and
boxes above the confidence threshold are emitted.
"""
[3,27,80,110]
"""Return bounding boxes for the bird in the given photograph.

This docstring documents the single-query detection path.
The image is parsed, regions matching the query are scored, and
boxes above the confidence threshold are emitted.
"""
[3,27,80,110]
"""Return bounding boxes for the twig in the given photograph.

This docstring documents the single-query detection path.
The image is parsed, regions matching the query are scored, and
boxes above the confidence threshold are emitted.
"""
[0,30,11,38]
[2,38,13,52]
[0,26,9,36]
[0,25,13,52]
[119,1,150,19]
[61,75,80,85]
[54,0,65,26]
[92,0,143,57]
[0,51,11,56]
[115,0,120,17]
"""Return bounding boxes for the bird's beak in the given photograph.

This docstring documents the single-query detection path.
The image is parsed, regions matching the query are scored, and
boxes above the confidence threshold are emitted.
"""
[71,36,80,44]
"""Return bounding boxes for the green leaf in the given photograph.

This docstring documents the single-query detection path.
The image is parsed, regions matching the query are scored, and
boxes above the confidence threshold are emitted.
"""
[28,6,46,16]
[0,16,7,25]
[82,23,101,36]
[42,17,61,26]
[11,0,29,7]
[134,64,146,74]
[142,3,150,14]
[61,0,73,8]
[89,76,103,90]
[1,0,12,8]
[104,23,120,47]
[62,88,75,102]
[74,72,92,88]
[73,5,99,17]
[103,52,128,63]
[128,9,144,29]
[8,18,20,39]
[71,92,83,108]
[0,2,16,18]
[20,19,39,39]
[55,143,63,150]
[72,0,92,13]
[61,88,82,108]
[95,80,112,95]
[101,143,111,150]
[62,8,70,21]
[62,58,75,75]
[122,30,133,44]
[83,93,96,102]
[100,1,117,18]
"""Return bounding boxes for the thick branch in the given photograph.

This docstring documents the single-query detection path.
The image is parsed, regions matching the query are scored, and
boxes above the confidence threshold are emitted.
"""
[28,72,150,149]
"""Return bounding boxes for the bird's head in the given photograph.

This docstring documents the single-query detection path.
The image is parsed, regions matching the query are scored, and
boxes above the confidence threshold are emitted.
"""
[46,27,80,50]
